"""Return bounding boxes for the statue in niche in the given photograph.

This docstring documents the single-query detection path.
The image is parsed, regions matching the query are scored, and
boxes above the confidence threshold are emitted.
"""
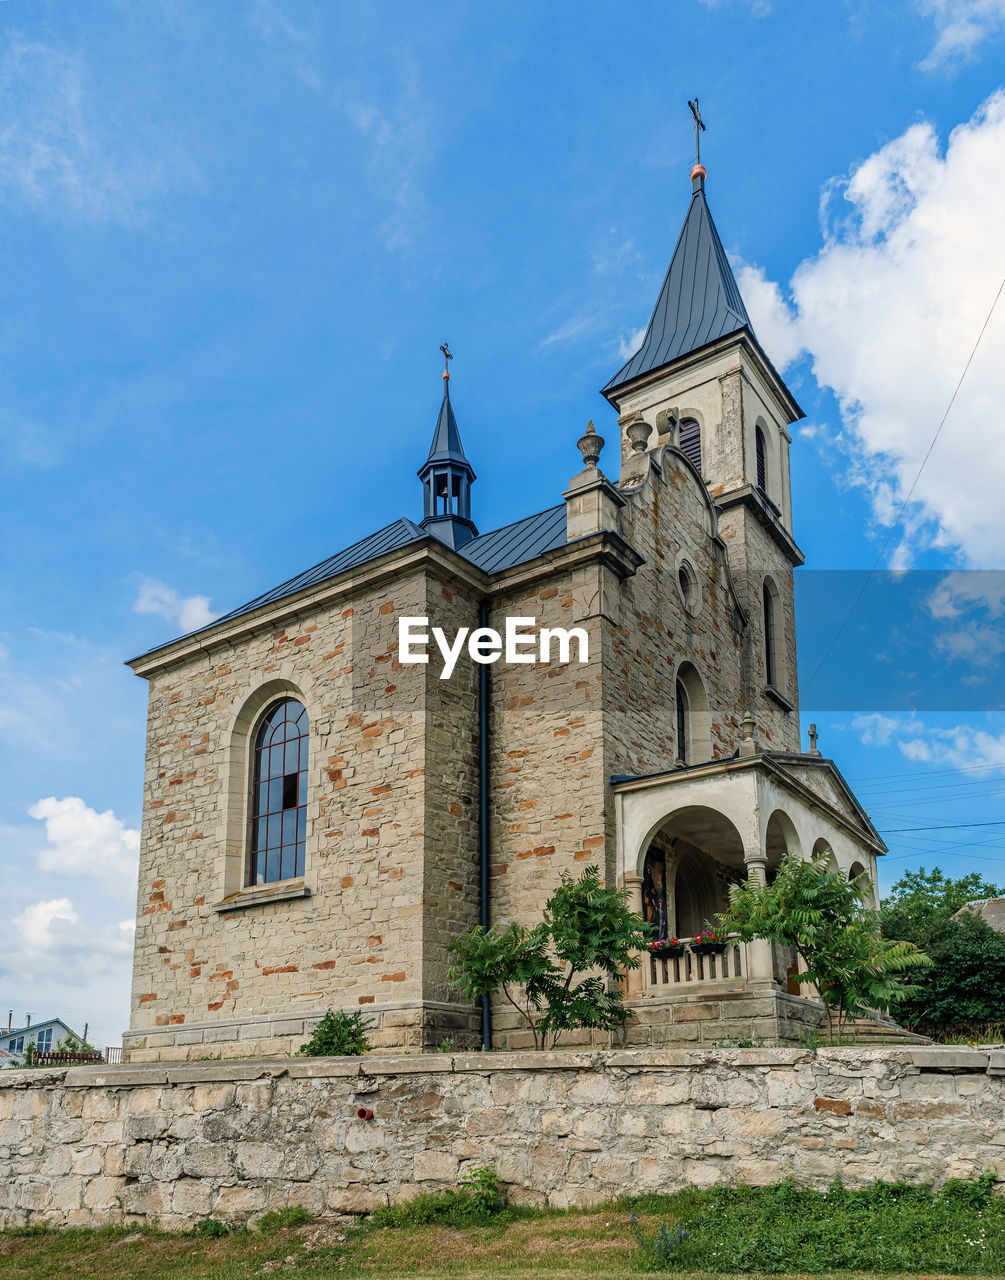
[641,847,669,939]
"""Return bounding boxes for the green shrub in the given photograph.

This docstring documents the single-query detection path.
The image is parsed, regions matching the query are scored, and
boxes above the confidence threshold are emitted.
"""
[371,1167,509,1228]
[298,1009,374,1057]
[188,1217,235,1238]
[891,914,1005,1031]
[256,1205,312,1234]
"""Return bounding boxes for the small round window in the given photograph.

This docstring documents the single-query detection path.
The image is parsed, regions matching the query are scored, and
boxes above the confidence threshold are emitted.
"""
[677,562,698,614]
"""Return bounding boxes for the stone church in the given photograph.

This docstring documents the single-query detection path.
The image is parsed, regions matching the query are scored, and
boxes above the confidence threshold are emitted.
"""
[123,161,886,1062]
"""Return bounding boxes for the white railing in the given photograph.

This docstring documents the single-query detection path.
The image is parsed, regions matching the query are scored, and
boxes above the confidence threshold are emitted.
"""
[641,935,747,992]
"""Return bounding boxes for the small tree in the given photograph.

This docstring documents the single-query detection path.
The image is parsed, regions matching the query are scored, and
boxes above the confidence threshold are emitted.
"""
[447,865,651,1049]
[881,867,1003,949]
[720,852,931,1039]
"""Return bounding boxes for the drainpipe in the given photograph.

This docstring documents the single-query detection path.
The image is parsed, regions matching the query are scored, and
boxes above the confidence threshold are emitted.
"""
[478,598,491,1051]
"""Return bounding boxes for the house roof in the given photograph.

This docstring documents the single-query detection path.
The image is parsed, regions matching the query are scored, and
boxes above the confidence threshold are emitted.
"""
[130,504,570,663]
[1,1017,74,1041]
[602,171,767,406]
[955,897,1005,933]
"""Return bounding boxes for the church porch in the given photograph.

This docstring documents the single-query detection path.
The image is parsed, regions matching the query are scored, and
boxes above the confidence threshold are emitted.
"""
[613,751,885,1046]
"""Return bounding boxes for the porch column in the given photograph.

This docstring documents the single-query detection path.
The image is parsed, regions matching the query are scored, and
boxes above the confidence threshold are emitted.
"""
[742,844,774,982]
[623,871,646,996]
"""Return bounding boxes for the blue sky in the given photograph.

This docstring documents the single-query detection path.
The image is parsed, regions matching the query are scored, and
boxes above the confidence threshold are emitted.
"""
[2,0,1004,1047]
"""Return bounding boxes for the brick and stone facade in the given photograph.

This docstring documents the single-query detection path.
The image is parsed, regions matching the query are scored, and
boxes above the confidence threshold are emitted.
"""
[122,167,886,1061]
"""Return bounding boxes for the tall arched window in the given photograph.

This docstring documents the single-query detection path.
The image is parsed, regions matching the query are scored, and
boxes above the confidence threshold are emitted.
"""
[678,418,702,477]
[675,680,689,764]
[755,426,767,493]
[763,578,782,689]
[250,698,309,885]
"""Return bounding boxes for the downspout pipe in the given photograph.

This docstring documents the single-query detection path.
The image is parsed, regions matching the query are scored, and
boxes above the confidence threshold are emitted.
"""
[478,598,491,1051]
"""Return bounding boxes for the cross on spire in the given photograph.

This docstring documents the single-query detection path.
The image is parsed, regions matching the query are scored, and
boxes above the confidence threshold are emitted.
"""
[440,341,453,381]
[688,97,706,166]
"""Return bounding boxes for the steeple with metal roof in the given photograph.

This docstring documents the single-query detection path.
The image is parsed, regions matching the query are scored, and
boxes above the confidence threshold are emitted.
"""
[418,343,478,549]
[602,163,755,405]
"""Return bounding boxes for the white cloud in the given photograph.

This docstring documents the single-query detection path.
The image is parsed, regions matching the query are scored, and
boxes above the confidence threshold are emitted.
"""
[850,712,1005,773]
[135,577,217,633]
[918,0,1005,67]
[0,38,195,223]
[741,92,1005,566]
[28,796,140,896]
[735,263,803,371]
[616,324,648,362]
[5,897,135,986]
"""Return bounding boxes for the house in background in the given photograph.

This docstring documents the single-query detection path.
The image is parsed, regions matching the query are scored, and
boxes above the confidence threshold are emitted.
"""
[955,898,1005,933]
[0,1016,79,1066]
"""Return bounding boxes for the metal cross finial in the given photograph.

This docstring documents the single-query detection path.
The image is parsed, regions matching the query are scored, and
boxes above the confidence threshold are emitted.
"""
[688,98,706,165]
[440,342,453,377]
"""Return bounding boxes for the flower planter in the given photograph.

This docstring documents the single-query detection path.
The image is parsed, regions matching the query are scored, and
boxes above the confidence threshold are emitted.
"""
[691,942,728,956]
[651,944,686,960]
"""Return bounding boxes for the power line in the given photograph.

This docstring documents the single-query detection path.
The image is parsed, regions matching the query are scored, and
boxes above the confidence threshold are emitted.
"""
[882,819,1005,833]
[803,273,1005,690]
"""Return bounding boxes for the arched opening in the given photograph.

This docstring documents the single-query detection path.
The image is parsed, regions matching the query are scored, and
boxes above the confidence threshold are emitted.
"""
[812,837,836,866]
[755,425,767,494]
[848,859,876,908]
[765,809,801,879]
[762,576,783,690]
[678,417,702,477]
[639,805,746,937]
[675,662,711,766]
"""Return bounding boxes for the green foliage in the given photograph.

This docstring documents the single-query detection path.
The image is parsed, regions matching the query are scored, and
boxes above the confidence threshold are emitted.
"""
[623,1174,1005,1274]
[298,1009,374,1057]
[447,865,650,1049]
[630,1212,689,1269]
[721,852,931,1037]
[187,1217,235,1238]
[256,1205,311,1234]
[882,866,1003,948]
[892,913,1005,1031]
[370,1167,510,1228]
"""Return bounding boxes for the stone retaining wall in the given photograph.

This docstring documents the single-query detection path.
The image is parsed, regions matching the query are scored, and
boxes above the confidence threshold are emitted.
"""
[2,1047,1003,1229]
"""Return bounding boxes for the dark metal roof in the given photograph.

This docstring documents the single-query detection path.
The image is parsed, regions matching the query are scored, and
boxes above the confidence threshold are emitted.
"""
[602,173,751,402]
[131,507,570,663]
[459,504,567,574]
[185,517,427,634]
[419,383,474,476]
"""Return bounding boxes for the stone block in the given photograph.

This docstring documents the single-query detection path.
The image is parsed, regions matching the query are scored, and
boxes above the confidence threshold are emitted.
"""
[413,1148,458,1182]
[672,1003,720,1022]
[910,1049,989,1072]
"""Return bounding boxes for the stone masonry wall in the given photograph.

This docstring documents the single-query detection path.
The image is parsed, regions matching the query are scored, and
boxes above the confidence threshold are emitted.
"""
[2,1047,1003,1229]
[126,558,483,1062]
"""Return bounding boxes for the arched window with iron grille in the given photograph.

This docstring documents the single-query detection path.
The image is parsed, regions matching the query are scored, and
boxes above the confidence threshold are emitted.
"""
[249,698,309,885]
[755,426,767,493]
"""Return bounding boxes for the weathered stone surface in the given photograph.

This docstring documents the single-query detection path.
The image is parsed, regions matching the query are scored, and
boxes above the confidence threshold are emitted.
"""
[3,1048,1004,1229]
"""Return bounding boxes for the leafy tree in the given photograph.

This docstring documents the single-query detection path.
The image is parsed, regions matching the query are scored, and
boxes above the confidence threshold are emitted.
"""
[447,864,650,1049]
[891,913,1005,1031]
[881,867,1002,949]
[298,1008,374,1057]
[720,853,931,1038]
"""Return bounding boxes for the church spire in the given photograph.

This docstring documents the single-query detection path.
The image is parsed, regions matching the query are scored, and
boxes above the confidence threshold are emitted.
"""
[601,154,753,405]
[418,343,477,549]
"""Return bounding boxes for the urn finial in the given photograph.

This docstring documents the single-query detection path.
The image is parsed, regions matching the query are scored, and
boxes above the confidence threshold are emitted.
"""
[577,419,605,467]
[626,412,653,454]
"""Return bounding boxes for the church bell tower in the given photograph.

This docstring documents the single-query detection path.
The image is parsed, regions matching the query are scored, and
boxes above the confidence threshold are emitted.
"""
[418,344,477,550]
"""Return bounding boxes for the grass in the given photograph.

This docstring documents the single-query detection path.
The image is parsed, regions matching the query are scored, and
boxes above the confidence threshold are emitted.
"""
[2,1177,1004,1279]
